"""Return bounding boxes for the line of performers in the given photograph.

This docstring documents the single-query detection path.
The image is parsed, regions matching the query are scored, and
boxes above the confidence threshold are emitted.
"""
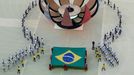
[93,0,123,71]
[101,0,122,68]
[1,0,45,74]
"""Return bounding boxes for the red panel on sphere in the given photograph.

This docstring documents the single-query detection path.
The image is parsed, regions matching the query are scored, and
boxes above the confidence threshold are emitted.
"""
[86,0,96,8]
[81,5,91,24]
[61,8,73,26]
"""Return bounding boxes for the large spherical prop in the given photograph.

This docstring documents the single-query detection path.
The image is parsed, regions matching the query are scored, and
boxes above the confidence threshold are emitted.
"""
[39,0,99,29]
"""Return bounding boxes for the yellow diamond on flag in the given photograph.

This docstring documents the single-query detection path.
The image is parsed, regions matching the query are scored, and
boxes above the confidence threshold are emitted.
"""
[55,50,82,64]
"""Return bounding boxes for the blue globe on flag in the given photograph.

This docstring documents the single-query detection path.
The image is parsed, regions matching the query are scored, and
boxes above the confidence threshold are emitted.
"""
[63,53,74,62]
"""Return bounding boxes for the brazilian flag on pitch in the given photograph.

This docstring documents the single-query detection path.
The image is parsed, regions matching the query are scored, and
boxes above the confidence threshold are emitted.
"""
[51,47,86,69]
